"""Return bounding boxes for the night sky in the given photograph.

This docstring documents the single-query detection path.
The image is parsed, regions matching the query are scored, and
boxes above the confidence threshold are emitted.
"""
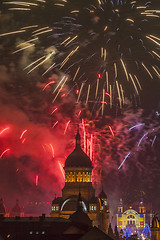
[0,0,160,216]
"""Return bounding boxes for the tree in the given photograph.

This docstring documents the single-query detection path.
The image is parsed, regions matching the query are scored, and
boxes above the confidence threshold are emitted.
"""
[114,225,120,239]
[108,223,114,239]
[142,224,151,239]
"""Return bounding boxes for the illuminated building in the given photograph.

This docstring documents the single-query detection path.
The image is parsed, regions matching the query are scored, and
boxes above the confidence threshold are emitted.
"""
[151,215,160,240]
[50,130,109,233]
[116,199,152,233]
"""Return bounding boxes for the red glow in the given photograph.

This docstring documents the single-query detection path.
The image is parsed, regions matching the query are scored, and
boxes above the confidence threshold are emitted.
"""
[101,101,107,105]
[0,127,10,136]
[64,120,71,135]
[0,149,10,159]
[98,73,101,78]
[82,119,86,153]
[35,175,39,186]
[20,129,28,139]
[105,92,111,97]
[49,144,55,158]
[22,138,26,144]
[58,161,65,180]
[109,126,115,136]
[78,110,81,116]
[61,93,66,98]
[52,121,58,128]
[76,89,79,94]
[51,107,58,115]
[42,81,55,91]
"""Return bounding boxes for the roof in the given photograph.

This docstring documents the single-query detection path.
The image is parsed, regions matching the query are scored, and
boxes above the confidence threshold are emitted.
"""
[69,192,92,227]
[89,197,98,204]
[99,189,107,199]
[79,226,114,240]
[69,209,92,227]
[52,197,63,204]
[65,131,92,168]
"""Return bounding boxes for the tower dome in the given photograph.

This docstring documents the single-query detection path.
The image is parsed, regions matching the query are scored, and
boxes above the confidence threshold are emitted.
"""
[65,130,92,168]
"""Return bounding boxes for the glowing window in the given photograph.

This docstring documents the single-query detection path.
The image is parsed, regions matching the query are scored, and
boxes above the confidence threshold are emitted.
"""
[78,172,81,182]
[90,205,94,211]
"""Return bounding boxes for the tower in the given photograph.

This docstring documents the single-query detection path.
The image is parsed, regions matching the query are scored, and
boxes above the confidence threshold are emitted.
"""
[50,130,109,233]
[117,199,123,230]
[62,130,95,201]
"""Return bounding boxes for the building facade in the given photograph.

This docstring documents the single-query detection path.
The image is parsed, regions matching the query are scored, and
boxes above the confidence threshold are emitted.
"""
[151,215,160,240]
[117,199,152,234]
[50,130,109,233]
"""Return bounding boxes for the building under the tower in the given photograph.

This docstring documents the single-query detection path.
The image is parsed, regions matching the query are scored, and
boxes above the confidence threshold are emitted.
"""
[50,130,109,233]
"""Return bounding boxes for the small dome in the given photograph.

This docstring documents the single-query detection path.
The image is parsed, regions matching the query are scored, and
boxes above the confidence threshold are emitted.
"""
[99,189,107,199]
[65,131,92,168]
[52,197,62,205]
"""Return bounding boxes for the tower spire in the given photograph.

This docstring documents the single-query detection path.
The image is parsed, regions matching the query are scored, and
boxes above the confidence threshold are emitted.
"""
[77,192,83,211]
[76,125,81,147]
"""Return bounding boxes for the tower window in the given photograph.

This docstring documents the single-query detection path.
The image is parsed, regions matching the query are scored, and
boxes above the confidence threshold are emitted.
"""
[90,205,94,211]
[78,172,81,182]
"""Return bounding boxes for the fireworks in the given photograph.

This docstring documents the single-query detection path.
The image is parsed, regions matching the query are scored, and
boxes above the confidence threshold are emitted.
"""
[0,0,159,110]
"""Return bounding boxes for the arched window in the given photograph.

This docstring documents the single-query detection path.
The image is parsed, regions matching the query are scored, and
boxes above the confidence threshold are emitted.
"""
[70,172,73,182]
[127,215,135,219]
[78,172,81,182]
[74,172,76,182]
[82,172,85,182]
[86,172,88,182]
